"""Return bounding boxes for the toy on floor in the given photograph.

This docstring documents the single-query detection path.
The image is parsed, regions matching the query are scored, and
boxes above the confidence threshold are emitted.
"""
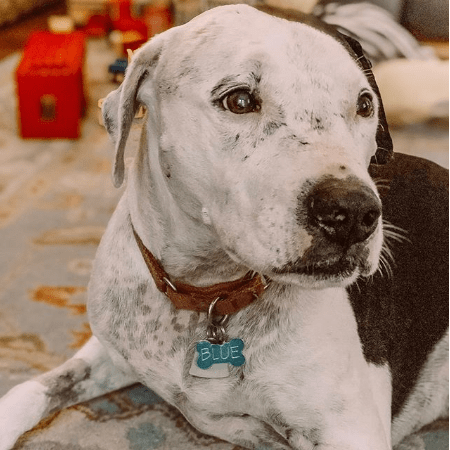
[83,13,112,37]
[16,31,86,139]
[99,49,145,126]
[109,0,148,55]
[108,57,128,82]
[68,0,150,25]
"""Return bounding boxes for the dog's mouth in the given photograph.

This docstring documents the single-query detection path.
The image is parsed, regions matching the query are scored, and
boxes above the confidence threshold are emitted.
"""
[271,244,372,281]
[273,256,364,277]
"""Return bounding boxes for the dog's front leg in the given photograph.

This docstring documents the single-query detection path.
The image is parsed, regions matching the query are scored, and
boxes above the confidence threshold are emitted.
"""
[183,411,293,450]
[0,336,137,450]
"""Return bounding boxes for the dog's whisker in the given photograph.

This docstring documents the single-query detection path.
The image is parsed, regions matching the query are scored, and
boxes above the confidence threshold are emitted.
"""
[377,219,409,279]
[383,221,410,244]
[381,242,394,261]
[384,230,409,244]
[377,252,393,279]
[354,278,362,293]
[382,221,407,232]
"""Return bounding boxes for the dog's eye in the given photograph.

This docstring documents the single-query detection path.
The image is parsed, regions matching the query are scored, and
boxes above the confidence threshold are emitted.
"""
[222,90,260,114]
[356,93,374,118]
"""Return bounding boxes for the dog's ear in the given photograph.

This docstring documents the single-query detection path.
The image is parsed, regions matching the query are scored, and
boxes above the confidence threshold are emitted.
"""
[102,36,164,187]
[340,34,394,165]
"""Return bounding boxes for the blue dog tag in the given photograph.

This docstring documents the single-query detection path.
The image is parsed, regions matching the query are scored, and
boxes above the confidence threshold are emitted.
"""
[196,339,245,370]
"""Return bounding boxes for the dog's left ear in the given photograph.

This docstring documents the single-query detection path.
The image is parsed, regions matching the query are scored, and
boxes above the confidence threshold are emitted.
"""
[340,34,394,165]
[102,34,165,187]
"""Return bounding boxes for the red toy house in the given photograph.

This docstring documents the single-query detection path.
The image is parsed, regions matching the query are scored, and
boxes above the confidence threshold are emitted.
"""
[16,32,86,139]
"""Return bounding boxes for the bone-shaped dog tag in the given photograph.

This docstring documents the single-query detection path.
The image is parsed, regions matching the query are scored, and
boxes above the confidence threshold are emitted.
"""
[189,339,245,378]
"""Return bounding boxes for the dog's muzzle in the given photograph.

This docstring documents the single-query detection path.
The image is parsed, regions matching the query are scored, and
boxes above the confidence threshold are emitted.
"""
[306,177,381,247]
[273,177,381,279]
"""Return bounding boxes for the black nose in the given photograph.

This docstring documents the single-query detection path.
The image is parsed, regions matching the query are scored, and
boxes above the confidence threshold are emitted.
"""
[306,177,381,246]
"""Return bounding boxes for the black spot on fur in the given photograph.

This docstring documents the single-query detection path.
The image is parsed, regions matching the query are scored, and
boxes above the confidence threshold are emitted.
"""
[159,80,177,95]
[286,134,309,146]
[140,303,152,315]
[251,71,262,84]
[146,320,162,333]
[137,283,148,296]
[149,49,162,67]
[313,116,324,131]
[171,317,186,333]
[263,121,286,136]
[178,66,195,79]
[41,362,91,413]
[173,389,189,408]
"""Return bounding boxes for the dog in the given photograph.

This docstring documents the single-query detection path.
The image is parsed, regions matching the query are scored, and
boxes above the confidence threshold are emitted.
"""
[0,5,448,449]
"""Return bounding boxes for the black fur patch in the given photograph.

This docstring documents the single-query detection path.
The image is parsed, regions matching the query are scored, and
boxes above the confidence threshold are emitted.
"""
[263,121,287,136]
[312,116,324,131]
[39,360,91,413]
[348,153,448,417]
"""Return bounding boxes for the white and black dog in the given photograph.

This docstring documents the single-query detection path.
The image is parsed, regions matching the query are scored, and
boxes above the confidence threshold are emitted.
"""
[0,5,448,450]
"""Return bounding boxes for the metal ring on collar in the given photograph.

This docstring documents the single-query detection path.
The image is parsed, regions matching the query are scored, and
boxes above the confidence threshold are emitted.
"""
[163,277,177,292]
[208,297,229,327]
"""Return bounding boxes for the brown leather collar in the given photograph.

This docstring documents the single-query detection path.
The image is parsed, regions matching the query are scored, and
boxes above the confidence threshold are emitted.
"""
[133,228,268,316]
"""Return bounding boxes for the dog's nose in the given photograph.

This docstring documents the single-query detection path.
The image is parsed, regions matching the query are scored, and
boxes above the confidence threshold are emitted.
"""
[306,177,381,246]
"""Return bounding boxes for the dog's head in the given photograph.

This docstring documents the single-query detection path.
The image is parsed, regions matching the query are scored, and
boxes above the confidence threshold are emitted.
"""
[102,5,393,289]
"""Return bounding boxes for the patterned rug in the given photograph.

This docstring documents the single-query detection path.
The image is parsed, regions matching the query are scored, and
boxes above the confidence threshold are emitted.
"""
[0,33,447,450]
[13,383,450,450]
